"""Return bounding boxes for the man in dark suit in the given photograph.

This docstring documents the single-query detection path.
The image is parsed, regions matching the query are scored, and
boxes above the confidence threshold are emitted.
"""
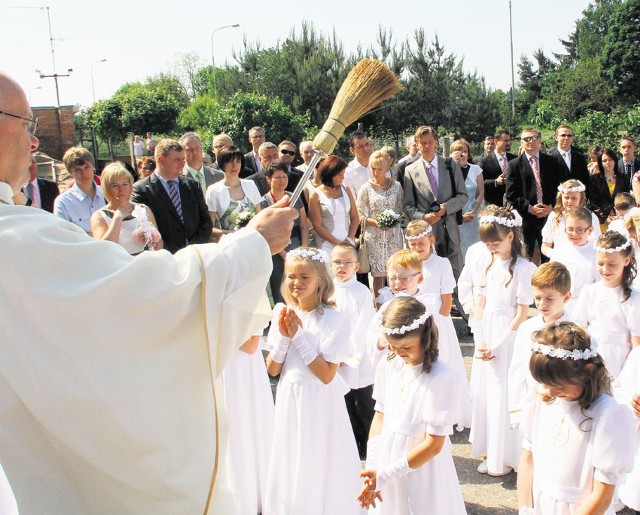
[506,128,567,262]
[477,130,515,206]
[277,140,303,194]
[404,126,468,279]
[22,155,59,212]
[131,139,212,254]
[179,132,223,197]
[244,126,266,175]
[618,136,640,181]
[548,124,590,198]
[248,142,279,196]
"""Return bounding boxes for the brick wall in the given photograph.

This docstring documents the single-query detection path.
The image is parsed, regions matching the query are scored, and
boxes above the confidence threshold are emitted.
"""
[32,105,78,161]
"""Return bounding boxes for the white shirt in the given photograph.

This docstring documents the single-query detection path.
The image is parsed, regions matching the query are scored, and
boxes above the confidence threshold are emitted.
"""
[493,150,509,172]
[344,159,371,199]
[557,147,571,170]
[133,140,145,158]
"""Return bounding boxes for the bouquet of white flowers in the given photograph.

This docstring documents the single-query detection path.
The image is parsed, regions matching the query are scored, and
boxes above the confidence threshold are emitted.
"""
[376,209,401,229]
[235,210,255,229]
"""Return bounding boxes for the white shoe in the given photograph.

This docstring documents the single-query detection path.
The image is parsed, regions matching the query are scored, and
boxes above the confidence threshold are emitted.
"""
[477,460,488,474]
[488,466,513,477]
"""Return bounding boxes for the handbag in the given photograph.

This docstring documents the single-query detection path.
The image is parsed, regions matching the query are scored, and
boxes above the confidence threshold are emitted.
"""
[356,217,370,273]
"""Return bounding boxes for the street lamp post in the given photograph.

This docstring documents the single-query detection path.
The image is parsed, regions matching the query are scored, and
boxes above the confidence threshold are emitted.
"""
[509,0,516,120]
[211,24,240,97]
[90,58,107,161]
[91,58,107,103]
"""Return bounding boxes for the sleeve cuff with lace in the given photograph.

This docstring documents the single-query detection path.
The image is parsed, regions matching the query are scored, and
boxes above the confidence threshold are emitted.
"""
[291,328,319,366]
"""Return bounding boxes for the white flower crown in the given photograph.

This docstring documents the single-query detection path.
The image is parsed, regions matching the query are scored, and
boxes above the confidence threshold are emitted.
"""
[287,248,330,264]
[382,309,431,335]
[594,232,632,254]
[405,226,432,240]
[479,210,523,227]
[558,181,586,194]
[531,341,598,361]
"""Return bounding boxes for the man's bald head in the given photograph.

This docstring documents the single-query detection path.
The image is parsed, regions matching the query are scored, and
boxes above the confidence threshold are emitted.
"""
[0,72,39,191]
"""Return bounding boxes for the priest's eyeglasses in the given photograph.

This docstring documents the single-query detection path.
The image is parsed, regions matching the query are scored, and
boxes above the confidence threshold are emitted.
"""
[0,110,39,136]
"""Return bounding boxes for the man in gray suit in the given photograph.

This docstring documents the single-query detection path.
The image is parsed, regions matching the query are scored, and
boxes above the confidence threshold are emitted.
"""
[179,132,223,197]
[404,125,468,279]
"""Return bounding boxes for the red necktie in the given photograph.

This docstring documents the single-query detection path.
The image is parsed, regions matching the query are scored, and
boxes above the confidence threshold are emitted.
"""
[500,155,508,176]
[530,156,543,203]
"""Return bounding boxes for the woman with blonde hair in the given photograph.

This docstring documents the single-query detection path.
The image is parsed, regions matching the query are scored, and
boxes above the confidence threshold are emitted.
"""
[356,150,405,299]
[90,162,162,254]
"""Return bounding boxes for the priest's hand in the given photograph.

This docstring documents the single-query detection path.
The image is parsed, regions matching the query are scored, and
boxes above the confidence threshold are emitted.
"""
[248,195,299,255]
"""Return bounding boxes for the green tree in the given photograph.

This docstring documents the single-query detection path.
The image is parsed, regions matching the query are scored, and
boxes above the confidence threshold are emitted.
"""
[572,110,620,150]
[84,98,126,158]
[119,88,183,136]
[517,49,556,118]
[178,96,221,131]
[207,92,314,152]
[540,57,615,120]
[402,29,465,130]
[556,0,621,64]
[601,0,640,105]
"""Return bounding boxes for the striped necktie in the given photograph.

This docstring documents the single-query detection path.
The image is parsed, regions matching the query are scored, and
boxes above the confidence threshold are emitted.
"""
[529,156,543,203]
[168,180,183,220]
[500,155,508,176]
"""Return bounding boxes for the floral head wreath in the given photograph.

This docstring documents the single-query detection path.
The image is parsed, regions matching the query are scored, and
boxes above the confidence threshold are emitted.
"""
[531,341,598,361]
[382,307,431,335]
[286,248,330,264]
[558,181,586,194]
[594,231,632,254]
[479,209,523,228]
[405,226,432,240]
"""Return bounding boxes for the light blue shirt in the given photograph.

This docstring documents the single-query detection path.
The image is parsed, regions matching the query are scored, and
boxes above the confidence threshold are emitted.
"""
[53,181,106,234]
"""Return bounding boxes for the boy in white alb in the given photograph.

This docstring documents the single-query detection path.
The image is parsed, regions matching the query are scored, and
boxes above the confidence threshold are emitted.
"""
[331,243,377,460]
[548,207,597,315]
[508,262,572,427]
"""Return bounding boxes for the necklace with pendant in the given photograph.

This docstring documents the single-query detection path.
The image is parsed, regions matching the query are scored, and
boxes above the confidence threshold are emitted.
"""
[550,401,579,447]
[394,363,419,401]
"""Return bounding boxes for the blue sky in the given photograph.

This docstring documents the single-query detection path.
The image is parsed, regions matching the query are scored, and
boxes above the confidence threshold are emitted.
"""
[2,0,590,109]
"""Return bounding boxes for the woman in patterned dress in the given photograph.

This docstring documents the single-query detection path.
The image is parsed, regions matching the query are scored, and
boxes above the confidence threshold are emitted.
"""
[356,150,405,301]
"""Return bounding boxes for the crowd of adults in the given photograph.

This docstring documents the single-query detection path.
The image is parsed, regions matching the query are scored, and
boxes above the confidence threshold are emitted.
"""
[20,121,638,309]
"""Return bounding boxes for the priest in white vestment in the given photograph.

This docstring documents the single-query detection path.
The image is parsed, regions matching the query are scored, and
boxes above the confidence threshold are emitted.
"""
[0,70,297,515]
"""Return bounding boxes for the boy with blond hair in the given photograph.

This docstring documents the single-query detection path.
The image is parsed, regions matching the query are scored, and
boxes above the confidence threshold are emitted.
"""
[508,262,572,425]
[54,146,105,234]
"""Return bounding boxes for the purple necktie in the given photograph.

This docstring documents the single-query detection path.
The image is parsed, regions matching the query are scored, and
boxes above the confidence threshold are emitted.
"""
[425,163,439,199]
